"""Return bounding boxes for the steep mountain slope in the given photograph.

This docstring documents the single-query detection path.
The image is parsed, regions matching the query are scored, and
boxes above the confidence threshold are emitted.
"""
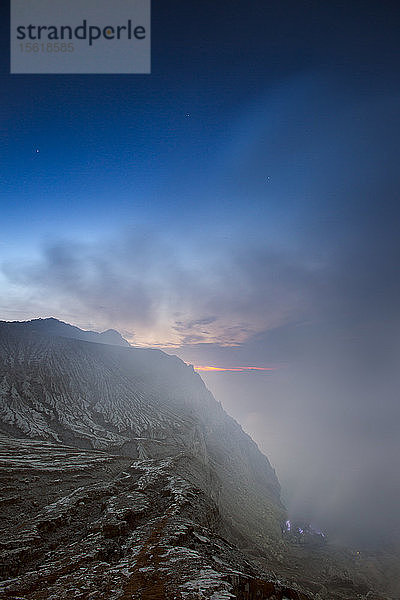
[0,320,395,599]
[0,320,284,554]
[0,435,311,600]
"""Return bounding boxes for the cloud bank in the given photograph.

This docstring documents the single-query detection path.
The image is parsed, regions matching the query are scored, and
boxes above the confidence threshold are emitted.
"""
[1,227,318,347]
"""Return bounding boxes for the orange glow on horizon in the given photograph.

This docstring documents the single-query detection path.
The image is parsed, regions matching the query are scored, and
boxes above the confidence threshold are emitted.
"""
[193,365,278,373]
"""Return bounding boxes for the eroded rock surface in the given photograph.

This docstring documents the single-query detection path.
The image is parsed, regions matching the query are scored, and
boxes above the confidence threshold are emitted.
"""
[0,436,311,600]
[0,320,397,599]
[0,321,285,555]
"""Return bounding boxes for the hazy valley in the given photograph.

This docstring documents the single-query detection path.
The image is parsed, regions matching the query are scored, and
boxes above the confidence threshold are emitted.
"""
[0,319,398,600]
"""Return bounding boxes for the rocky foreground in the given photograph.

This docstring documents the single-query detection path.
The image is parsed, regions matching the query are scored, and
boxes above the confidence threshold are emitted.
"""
[0,319,398,599]
[0,436,311,600]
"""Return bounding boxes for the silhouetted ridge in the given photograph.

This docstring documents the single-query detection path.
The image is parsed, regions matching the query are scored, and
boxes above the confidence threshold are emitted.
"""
[0,317,130,347]
[0,319,393,599]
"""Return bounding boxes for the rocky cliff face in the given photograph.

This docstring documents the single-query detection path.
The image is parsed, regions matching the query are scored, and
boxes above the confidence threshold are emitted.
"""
[0,320,284,555]
[0,435,311,600]
[0,320,395,599]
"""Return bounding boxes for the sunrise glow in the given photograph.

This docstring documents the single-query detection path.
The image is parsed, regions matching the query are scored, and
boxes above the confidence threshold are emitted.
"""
[193,365,278,373]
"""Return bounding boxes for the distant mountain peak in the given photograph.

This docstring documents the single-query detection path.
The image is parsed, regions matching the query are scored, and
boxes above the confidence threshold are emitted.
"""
[0,317,130,347]
[97,328,131,346]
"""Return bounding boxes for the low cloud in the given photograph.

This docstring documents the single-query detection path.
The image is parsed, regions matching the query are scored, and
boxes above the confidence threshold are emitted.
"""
[1,228,318,347]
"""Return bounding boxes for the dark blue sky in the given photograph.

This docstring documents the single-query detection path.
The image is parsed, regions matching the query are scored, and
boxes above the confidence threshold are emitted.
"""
[2,1,399,252]
[1,1,400,548]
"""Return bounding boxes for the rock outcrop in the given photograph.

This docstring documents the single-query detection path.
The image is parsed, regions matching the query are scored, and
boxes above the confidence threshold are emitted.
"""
[0,435,311,600]
[0,319,284,557]
[0,319,396,599]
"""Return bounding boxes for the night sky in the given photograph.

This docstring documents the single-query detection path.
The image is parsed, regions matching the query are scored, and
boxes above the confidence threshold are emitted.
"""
[1,1,400,549]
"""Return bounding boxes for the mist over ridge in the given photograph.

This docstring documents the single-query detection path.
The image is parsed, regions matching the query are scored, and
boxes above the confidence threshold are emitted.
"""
[2,1,400,596]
